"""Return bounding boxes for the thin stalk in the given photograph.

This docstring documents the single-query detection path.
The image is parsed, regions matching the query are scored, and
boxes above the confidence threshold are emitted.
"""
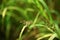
[18,22,31,40]
[29,12,40,29]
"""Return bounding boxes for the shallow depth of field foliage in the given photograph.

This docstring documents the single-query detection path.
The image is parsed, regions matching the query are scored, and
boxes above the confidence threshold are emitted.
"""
[0,0,60,40]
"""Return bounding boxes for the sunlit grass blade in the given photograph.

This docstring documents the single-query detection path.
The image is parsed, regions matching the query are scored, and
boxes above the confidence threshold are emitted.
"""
[2,8,7,18]
[18,21,31,40]
[37,34,52,40]
[48,33,57,40]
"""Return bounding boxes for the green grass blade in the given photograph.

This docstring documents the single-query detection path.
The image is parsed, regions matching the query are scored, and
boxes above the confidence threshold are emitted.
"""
[39,0,53,24]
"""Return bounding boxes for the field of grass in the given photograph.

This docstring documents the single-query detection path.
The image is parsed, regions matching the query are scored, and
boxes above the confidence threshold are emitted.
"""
[0,0,60,40]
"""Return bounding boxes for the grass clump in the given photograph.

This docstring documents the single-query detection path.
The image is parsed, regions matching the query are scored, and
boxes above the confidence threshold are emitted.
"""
[0,0,60,40]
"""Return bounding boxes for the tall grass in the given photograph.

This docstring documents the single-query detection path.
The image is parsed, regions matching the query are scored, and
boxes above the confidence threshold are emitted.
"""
[0,0,60,40]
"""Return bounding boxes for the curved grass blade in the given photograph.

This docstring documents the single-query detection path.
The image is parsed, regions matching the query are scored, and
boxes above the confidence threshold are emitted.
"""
[34,0,49,20]
[37,34,52,40]
[18,21,31,40]
[39,0,53,24]
[8,6,30,20]
[48,33,57,40]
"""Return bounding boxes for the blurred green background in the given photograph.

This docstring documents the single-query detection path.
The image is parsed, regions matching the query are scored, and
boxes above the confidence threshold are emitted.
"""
[0,0,60,40]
